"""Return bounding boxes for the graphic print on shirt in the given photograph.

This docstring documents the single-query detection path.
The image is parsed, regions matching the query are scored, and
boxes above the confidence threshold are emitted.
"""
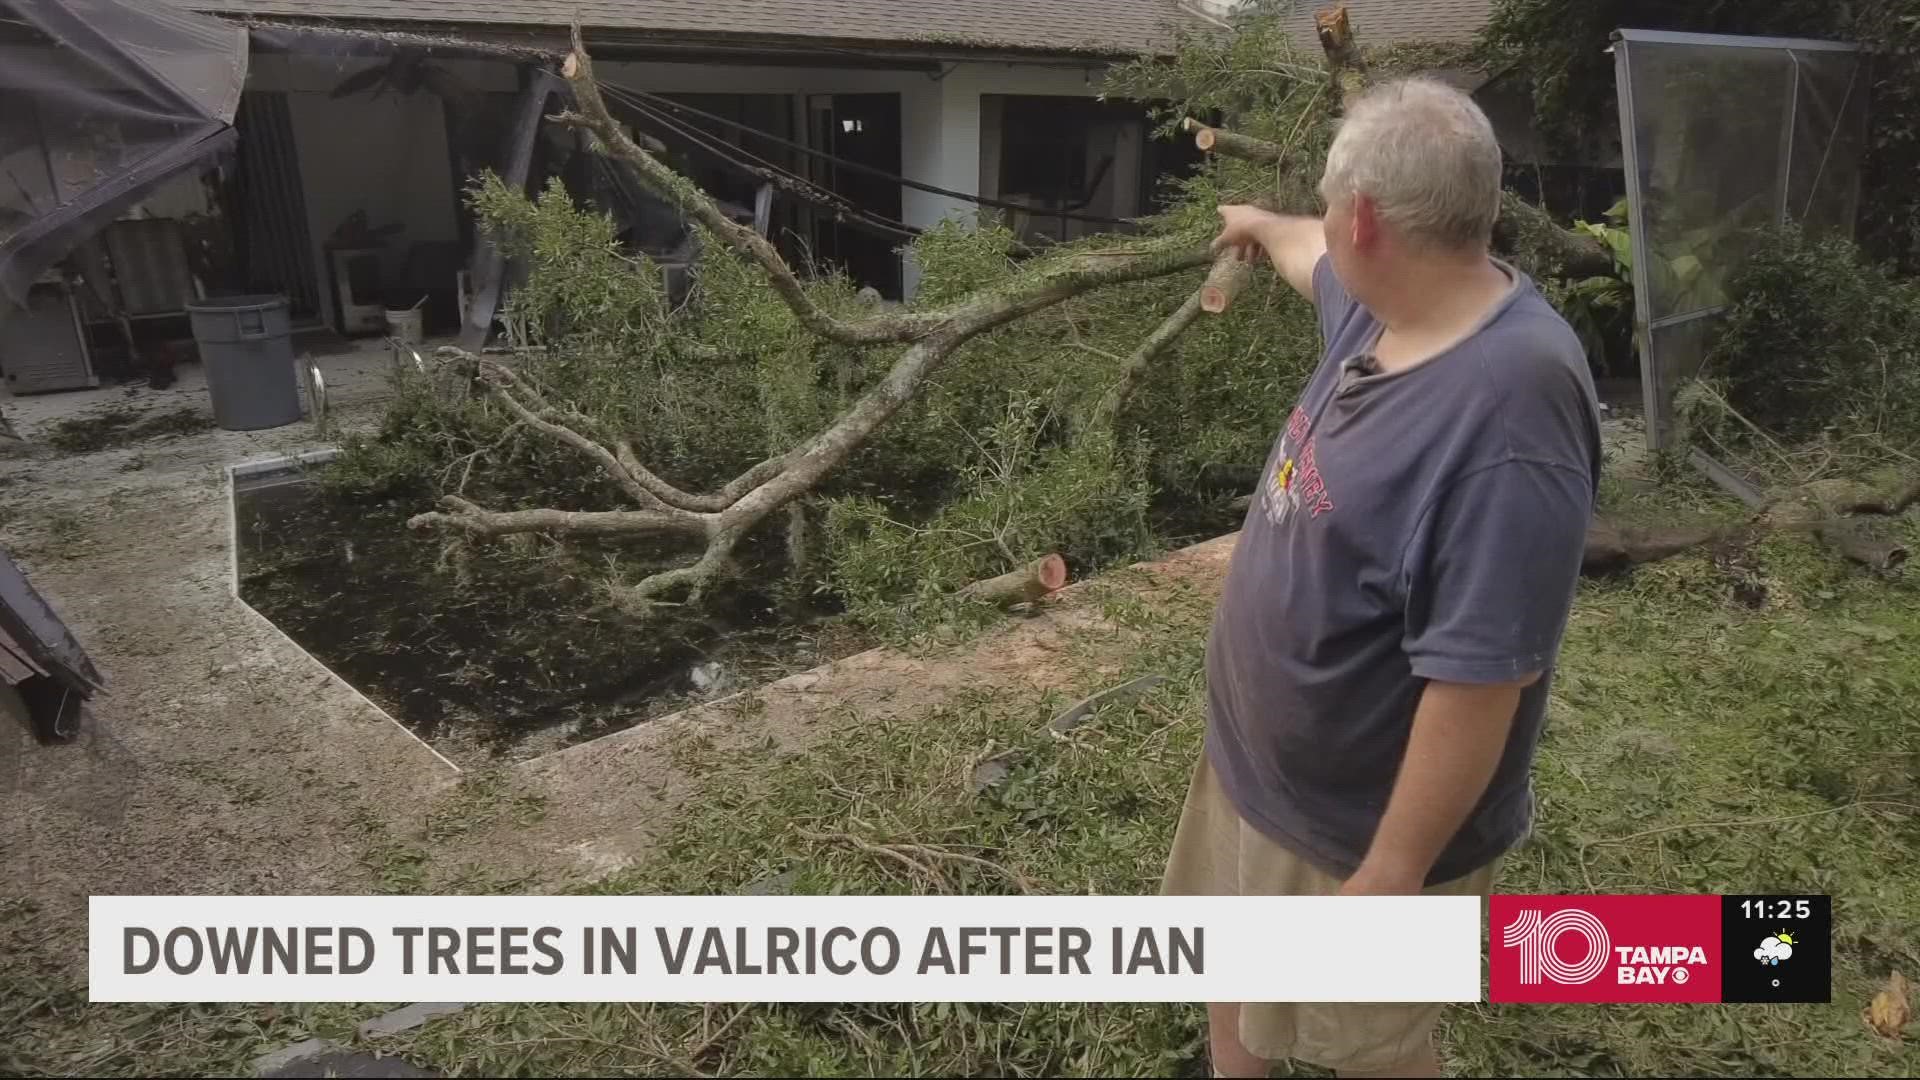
[1263,405,1335,527]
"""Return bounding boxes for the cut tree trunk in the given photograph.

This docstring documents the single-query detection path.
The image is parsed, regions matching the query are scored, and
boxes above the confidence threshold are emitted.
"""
[1581,522,1728,575]
[1815,521,1908,571]
[1182,117,1282,163]
[1200,254,1254,313]
[1491,192,1618,279]
[958,554,1069,607]
[1314,3,1368,109]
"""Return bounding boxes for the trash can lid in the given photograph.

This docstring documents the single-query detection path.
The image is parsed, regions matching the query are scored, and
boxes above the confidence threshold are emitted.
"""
[187,294,288,312]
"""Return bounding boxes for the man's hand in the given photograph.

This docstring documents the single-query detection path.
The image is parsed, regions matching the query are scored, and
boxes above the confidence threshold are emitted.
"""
[1337,860,1427,897]
[1211,205,1326,300]
[1212,204,1282,264]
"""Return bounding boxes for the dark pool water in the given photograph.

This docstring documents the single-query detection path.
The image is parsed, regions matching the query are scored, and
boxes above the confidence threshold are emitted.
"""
[233,478,853,764]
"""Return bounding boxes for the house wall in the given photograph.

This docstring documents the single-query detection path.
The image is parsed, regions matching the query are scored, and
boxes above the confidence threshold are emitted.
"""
[599,58,1117,295]
[234,52,1137,310]
[243,56,513,328]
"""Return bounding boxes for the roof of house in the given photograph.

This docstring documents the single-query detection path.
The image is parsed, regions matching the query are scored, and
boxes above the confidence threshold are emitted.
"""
[189,0,1194,57]
[1285,0,1495,49]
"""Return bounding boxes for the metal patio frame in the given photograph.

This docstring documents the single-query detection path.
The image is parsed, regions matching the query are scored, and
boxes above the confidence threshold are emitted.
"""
[1611,28,1865,503]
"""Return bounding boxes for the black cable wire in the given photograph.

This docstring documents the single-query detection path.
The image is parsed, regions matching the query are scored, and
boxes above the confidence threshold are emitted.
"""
[613,91,921,242]
[618,80,1134,227]
[600,79,1141,227]
[600,83,922,241]
[609,89,921,242]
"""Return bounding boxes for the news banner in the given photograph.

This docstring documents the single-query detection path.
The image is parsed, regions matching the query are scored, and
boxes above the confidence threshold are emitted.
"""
[90,893,1830,1004]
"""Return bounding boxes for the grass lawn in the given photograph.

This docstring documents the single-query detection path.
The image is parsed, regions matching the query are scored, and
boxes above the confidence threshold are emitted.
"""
[5,478,1917,1077]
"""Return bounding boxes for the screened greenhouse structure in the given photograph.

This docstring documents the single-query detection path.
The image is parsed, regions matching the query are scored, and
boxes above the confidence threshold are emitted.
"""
[1612,29,1869,463]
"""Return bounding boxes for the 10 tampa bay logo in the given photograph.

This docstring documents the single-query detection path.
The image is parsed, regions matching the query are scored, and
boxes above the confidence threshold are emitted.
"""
[1502,908,1708,986]
[1488,896,1722,1003]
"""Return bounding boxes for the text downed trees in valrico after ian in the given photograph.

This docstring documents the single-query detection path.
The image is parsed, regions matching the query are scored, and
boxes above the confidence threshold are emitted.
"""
[121,924,1199,978]
[89,895,1483,1003]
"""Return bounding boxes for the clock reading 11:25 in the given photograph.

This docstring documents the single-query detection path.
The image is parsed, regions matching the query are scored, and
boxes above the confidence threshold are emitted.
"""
[1740,898,1813,920]
[1720,894,1830,1003]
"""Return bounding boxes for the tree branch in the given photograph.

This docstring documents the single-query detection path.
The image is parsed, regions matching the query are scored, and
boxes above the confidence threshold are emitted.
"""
[1491,192,1617,279]
[605,441,796,514]
[449,346,768,517]
[1199,256,1252,313]
[460,353,668,511]
[1186,6,1615,287]
[563,23,1208,347]
[407,495,712,540]
[563,29,935,346]
[1815,520,1909,571]
[1189,124,1614,280]
[627,239,1205,604]
[1790,475,1920,517]
[1096,289,1206,426]
[626,544,739,606]
[433,28,1215,609]
[607,440,727,513]
[716,241,1215,532]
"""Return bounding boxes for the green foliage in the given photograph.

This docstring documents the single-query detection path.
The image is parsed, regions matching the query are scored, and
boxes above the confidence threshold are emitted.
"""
[1103,0,1335,212]
[1481,1,1832,155]
[1848,0,1920,269]
[906,218,1022,306]
[1702,226,1920,446]
[826,393,1153,638]
[46,406,211,453]
[1482,0,1920,272]
[468,173,668,351]
[1546,198,1636,373]
[329,6,1327,634]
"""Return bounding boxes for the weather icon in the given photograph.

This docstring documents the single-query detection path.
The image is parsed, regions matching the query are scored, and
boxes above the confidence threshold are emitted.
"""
[1754,932,1796,966]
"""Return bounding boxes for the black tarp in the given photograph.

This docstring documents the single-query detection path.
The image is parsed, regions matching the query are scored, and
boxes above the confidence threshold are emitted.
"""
[0,0,248,306]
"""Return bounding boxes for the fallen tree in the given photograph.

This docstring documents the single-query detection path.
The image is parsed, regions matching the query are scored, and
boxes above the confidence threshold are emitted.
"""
[397,7,1904,615]
[406,28,1215,605]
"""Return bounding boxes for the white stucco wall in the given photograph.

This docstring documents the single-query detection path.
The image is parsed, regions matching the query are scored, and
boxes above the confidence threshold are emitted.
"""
[916,62,1110,221]
[245,56,502,327]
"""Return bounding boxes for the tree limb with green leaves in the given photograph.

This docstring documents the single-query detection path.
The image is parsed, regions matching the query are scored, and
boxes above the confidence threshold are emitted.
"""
[408,24,1215,607]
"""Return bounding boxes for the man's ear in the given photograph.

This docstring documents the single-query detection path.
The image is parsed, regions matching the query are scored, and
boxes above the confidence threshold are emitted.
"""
[1350,193,1380,252]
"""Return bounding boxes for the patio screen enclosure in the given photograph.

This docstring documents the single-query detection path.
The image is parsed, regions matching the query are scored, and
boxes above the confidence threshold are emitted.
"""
[0,0,247,307]
[1613,29,1869,455]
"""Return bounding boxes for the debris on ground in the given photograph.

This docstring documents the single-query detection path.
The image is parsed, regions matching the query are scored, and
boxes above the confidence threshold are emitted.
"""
[1866,971,1913,1040]
[47,406,213,453]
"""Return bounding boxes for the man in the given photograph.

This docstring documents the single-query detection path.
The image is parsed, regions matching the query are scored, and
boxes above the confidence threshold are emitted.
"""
[1161,79,1601,1078]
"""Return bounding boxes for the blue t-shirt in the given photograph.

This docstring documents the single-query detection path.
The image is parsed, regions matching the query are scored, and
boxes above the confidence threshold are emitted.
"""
[1205,255,1601,886]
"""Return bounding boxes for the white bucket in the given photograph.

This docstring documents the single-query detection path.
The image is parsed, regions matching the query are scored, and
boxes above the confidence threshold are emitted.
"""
[384,306,424,346]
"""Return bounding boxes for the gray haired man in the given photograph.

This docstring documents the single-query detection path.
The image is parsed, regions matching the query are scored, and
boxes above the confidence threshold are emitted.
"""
[1161,79,1601,1077]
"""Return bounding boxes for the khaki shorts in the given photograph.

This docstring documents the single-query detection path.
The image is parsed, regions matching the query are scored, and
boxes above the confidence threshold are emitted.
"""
[1161,752,1499,1074]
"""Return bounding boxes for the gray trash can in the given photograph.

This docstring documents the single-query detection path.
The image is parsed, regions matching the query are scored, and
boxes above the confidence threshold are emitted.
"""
[186,294,302,431]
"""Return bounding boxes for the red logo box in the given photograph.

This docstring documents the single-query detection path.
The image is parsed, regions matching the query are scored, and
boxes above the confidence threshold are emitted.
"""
[1489,895,1721,1003]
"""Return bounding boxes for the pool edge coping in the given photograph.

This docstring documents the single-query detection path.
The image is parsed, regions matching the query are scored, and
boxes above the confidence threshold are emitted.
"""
[224,448,463,776]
